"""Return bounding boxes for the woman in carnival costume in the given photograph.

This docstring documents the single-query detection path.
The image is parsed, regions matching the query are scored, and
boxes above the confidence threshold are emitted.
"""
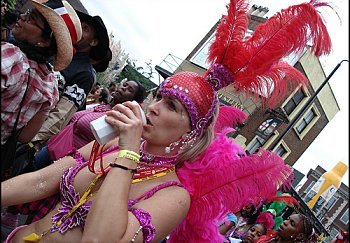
[1,0,333,242]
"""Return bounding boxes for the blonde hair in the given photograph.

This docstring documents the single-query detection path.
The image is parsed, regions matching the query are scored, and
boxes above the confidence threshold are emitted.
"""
[176,104,219,167]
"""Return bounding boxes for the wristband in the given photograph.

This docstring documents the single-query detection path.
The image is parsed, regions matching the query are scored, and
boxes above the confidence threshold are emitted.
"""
[117,150,140,163]
[109,163,137,174]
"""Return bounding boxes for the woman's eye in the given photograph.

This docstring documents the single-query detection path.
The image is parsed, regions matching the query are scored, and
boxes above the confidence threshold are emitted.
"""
[168,102,176,111]
[155,94,162,100]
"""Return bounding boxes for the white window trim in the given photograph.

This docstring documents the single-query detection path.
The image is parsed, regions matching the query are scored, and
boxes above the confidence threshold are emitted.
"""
[272,140,291,160]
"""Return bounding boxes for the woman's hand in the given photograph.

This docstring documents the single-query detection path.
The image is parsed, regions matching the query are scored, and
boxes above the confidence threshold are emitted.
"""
[105,101,143,152]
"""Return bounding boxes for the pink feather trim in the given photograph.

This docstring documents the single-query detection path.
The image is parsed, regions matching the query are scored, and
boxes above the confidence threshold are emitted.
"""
[256,212,275,230]
[169,129,293,242]
[214,105,247,133]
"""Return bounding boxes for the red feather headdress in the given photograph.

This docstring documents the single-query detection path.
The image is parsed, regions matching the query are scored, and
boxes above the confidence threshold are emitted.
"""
[207,0,333,106]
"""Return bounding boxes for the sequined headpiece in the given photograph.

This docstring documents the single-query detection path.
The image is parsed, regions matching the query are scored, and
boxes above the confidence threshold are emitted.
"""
[159,64,234,136]
[159,0,332,139]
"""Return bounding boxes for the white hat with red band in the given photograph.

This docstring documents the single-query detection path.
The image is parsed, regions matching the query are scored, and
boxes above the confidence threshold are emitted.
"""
[31,0,82,71]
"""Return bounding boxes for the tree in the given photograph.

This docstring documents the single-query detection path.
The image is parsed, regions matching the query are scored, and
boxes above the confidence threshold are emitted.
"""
[95,32,157,91]
[96,32,129,87]
[115,59,158,91]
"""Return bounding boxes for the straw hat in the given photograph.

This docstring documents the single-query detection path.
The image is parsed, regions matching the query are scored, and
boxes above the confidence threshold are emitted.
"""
[30,0,82,71]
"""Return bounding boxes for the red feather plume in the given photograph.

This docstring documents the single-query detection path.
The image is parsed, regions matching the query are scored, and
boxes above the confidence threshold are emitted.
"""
[208,0,250,64]
[208,0,333,107]
[267,195,300,209]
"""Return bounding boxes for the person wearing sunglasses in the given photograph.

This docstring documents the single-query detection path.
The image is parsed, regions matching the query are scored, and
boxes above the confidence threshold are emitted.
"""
[1,0,81,148]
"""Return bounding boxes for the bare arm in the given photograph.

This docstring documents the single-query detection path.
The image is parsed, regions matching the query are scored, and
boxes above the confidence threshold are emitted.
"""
[1,140,95,206]
[82,167,190,243]
[82,102,191,242]
[17,112,47,143]
[219,221,235,235]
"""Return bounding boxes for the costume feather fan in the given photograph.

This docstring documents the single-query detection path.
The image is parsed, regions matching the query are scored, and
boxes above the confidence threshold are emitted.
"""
[208,0,333,106]
[214,105,247,133]
[170,129,293,242]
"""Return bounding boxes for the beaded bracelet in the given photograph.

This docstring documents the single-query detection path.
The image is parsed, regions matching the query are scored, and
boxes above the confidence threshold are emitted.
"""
[117,150,140,163]
[109,163,137,174]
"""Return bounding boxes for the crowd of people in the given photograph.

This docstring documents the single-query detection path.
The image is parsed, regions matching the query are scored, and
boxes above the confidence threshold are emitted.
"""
[1,0,346,242]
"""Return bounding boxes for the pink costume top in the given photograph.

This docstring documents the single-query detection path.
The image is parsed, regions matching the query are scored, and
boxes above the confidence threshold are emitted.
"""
[50,146,183,242]
[70,105,110,149]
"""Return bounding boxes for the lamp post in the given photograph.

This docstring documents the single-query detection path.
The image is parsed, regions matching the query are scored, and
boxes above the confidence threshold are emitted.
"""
[268,59,349,151]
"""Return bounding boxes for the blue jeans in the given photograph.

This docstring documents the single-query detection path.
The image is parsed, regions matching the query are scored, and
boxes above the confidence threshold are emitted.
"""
[33,145,52,170]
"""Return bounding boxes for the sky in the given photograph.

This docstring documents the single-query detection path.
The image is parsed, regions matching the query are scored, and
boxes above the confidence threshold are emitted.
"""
[80,0,349,185]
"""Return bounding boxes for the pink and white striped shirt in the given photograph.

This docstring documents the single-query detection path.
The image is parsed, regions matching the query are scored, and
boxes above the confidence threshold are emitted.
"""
[1,42,59,145]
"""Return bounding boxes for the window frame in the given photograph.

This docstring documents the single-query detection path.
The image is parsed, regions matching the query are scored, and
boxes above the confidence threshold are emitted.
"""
[272,140,291,160]
[281,85,309,120]
[340,208,349,224]
[293,104,320,140]
[246,131,279,155]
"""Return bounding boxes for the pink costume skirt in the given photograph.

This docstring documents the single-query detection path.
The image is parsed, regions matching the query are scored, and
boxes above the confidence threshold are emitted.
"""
[4,225,27,243]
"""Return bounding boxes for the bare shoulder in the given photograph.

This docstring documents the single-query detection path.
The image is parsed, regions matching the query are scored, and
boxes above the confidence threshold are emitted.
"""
[129,182,190,241]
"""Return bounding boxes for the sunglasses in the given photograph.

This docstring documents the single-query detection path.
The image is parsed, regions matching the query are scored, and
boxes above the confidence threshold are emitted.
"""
[22,9,53,40]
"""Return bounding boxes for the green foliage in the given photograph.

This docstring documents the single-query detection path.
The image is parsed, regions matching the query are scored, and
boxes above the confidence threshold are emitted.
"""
[3,0,16,9]
[114,59,158,91]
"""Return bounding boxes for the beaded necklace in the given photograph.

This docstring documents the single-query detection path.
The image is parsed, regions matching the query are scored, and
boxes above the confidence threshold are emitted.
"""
[139,141,177,166]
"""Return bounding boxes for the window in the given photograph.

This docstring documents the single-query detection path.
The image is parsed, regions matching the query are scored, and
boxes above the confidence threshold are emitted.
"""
[304,190,317,203]
[330,228,339,239]
[283,88,306,115]
[304,181,315,194]
[273,141,291,160]
[340,208,349,224]
[296,109,316,133]
[246,136,266,155]
[324,196,336,210]
[275,144,287,157]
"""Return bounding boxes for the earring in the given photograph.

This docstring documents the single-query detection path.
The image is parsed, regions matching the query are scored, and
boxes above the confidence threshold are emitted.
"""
[165,140,181,153]
[179,130,197,150]
[164,131,198,153]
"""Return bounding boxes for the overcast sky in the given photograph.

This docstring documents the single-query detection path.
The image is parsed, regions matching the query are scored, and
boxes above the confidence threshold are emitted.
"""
[80,0,349,185]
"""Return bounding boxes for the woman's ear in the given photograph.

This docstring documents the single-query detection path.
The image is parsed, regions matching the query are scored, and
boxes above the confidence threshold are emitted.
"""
[36,37,51,48]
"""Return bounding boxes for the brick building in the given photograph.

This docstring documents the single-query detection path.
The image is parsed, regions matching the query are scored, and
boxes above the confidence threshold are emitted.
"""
[298,165,349,242]
[155,5,339,168]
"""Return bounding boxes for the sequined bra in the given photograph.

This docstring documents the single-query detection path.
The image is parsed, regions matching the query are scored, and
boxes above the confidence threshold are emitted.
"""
[51,147,184,242]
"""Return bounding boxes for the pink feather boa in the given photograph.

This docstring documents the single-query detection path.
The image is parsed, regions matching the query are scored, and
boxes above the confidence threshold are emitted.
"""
[169,129,293,242]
